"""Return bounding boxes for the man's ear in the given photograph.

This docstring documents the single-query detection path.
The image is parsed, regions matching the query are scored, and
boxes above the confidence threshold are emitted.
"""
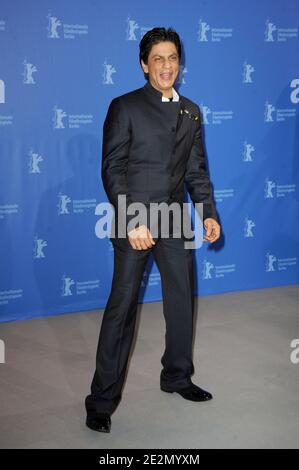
[141,59,148,74]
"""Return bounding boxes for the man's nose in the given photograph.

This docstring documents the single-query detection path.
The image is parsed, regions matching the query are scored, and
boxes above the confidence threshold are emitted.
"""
[162,59,172,68]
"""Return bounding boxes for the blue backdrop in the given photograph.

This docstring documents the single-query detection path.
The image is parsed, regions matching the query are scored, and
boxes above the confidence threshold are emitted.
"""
[0,0,298,322]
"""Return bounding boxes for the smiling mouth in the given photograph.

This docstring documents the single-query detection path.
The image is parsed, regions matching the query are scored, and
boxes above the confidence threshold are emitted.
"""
[160,73,172,80]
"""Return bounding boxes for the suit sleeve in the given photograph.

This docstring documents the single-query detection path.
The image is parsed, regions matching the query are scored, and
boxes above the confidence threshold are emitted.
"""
[101,97,137,230]
[184,105,219,224]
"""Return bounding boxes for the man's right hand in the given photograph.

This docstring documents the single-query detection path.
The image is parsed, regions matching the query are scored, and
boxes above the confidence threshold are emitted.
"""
[128,225,156,250]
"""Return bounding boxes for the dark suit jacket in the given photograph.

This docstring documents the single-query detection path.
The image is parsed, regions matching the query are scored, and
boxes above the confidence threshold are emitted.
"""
[101,80,219,233]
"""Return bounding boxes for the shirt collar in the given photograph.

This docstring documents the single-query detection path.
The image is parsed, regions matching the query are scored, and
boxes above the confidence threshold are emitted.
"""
[143,80,180,102]
[161,87,180,102]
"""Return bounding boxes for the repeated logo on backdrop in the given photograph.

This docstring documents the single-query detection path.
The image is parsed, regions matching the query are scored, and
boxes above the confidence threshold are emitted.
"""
[23,60,37,85]
[52,106,93,129]
[264,19,298,42]
[0,80,5,104]
[197,18,233,42]
[47,12,88,40]
[242,61,255,83]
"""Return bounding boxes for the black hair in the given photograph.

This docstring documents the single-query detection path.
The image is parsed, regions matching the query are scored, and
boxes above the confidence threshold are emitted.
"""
[139,27,182,80]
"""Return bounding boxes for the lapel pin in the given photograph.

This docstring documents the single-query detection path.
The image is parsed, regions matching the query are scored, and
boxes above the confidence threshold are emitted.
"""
[180,107,199,121]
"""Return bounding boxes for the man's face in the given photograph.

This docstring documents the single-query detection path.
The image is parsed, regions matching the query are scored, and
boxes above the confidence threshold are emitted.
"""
[141,41,180,95]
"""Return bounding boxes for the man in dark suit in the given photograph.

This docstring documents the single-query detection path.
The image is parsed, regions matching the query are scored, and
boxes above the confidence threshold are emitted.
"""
[85,27,221,433]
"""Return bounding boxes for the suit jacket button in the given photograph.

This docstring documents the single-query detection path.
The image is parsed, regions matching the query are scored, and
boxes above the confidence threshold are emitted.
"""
[171,126,175,132]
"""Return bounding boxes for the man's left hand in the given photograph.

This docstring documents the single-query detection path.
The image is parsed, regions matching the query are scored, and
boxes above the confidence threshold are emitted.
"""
[203,218,221,243]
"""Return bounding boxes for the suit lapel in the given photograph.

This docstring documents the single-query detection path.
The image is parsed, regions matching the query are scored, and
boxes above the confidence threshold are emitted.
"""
[176,98,184,133]
[175,96,193,139]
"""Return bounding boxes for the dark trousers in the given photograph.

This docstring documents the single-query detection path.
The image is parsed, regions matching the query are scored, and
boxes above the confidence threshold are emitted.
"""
[85,215,195,417]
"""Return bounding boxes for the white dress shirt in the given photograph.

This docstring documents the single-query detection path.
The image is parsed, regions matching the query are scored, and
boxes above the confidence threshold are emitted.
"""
[161,86,180,102]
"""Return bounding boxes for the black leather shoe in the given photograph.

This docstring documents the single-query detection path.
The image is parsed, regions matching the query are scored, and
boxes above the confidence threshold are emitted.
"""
[86,414,111,433]
[162,383,213,402]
